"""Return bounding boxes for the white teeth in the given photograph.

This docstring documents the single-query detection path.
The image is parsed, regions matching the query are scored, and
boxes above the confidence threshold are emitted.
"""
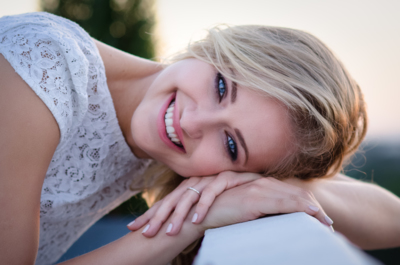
[166,126,175,134]
[165,118,173,126]
[167,104,174,112]
[164,100,182,146]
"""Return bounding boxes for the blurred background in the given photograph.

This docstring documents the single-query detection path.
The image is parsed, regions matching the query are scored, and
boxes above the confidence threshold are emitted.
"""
[1,0,399,264]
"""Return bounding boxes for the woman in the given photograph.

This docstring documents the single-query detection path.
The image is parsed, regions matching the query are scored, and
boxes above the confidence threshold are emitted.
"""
[0,12,399,265]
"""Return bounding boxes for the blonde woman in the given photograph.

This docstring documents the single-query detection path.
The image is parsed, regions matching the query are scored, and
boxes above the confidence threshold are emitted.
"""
[0,12,399,265]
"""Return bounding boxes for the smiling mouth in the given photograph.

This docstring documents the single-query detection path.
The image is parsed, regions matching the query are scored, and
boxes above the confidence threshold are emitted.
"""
[164,99,183,148]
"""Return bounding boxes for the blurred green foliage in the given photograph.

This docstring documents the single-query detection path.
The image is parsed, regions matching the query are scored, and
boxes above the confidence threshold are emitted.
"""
[41,0,156,59]
[344,141,400,197]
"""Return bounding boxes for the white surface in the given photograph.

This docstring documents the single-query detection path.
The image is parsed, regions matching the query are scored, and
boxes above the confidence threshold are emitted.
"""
[194,213,381,265]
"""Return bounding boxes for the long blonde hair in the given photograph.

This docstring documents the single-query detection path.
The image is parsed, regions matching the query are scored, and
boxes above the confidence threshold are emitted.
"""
[132,24,368,264]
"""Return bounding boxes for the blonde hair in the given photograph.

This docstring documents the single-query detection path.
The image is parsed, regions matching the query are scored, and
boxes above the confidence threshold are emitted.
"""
[133,24,368,264]
[171,24,367,180]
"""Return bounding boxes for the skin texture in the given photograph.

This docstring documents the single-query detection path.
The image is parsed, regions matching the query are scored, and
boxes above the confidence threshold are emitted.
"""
[57,175,400,265]
[1,39,400,265]
[129,172,333,237]
[131,58,294,177]
[0,54,60,264]
[298,174,400,249]
[200,174,400,250]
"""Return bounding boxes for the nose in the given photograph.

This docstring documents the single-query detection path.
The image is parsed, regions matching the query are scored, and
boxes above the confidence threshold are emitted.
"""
[180,106,226,139]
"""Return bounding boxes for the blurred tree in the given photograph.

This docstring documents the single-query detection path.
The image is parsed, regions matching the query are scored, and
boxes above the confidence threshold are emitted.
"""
[41,0,156,59]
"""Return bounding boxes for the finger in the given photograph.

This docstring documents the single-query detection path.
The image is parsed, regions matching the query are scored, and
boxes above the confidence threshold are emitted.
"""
[192,177,271,225]
[192,172,259,224]
[141,194,184,237]
[141,176,215,237]
[165,190,201,236]
[309,205,334,227]
[257,178,331,223]
[141,178,202,237]
[160,178,216,235]
[192,185,223,224]
[255,194,331,227]
[299,201,334,229]
[273,181,334,227]
[127,201,161,231]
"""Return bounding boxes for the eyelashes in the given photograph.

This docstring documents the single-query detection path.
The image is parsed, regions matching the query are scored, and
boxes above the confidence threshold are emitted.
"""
[215,72,238,162]
[225,133,238,161]
[216,72,227,102]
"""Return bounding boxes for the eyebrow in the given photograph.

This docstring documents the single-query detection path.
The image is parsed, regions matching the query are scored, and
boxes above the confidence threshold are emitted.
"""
[234,128,249,165]
[231,80,237,103]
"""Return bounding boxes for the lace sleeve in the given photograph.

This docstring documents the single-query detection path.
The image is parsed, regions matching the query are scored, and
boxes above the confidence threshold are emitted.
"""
[0,12,99,144]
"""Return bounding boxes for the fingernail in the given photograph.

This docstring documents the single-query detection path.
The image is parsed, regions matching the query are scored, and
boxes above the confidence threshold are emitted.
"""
[166,223,173,233]
[308,205,320,212]
[330,226,335,233]
[127,220,135,227]
[142,224,150,233]
[324,215,334,225]
[192,213,198,223]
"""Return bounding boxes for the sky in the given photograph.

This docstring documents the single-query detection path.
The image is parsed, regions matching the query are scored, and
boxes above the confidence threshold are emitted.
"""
[1,0,399,142]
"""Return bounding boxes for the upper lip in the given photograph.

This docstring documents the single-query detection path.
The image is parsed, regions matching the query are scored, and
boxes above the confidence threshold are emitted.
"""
[172,96,186,151]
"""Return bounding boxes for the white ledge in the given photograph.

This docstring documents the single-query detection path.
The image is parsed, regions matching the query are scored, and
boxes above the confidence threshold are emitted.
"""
[194,213,381,265]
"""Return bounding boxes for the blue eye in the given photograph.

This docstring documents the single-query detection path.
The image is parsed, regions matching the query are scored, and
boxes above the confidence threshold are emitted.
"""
[216,73,226,102]
[226,134,238,161]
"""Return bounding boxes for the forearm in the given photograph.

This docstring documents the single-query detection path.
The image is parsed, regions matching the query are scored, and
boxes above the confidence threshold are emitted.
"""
[287,175,400,249]
[60,212,203,265]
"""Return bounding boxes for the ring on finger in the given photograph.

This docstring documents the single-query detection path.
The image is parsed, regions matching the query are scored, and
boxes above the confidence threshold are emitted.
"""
[187,187,200,195]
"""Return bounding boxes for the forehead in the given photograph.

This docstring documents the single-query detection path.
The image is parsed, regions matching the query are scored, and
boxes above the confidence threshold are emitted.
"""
[234,87,294,173]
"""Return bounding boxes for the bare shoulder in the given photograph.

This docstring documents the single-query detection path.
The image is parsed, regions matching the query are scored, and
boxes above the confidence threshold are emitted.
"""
[93,39,161,81]
[0,53,60,263]
[0,53,60,169]
[332,174,359,182]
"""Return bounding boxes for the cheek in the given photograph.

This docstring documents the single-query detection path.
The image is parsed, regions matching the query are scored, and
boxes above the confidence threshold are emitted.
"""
[181,147,228,177]
[130,103,165,159]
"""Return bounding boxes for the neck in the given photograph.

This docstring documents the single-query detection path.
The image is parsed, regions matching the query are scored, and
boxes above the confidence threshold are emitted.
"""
[95,40,163,158]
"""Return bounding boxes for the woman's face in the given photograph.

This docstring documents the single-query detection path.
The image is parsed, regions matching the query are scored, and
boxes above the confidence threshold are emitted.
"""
[131,59,293,177]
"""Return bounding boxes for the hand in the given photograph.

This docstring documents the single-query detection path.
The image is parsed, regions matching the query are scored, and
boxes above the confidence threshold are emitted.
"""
[199,177,333,231]
[127,171,261,237]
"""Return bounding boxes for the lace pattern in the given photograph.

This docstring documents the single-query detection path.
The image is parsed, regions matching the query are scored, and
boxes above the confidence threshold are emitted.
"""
[0,12,151,264]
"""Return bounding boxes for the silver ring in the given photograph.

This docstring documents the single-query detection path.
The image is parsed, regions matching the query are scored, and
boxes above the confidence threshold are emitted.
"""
[187,187,200,195]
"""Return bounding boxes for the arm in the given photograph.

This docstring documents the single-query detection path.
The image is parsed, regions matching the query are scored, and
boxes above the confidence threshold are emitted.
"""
[59,174,400,264]
[129,172,331,237]
[60,214,203,265]
[196,175,400,250]
[0,53,204,265]
[284,174,400,249]
[0,54,60,264]
[130,172,400,251]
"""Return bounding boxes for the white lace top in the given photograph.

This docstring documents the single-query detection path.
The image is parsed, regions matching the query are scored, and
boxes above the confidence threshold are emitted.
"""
[0,12,151,264]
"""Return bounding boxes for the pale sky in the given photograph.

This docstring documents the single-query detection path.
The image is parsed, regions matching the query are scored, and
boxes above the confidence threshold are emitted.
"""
[1,0,399,141]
